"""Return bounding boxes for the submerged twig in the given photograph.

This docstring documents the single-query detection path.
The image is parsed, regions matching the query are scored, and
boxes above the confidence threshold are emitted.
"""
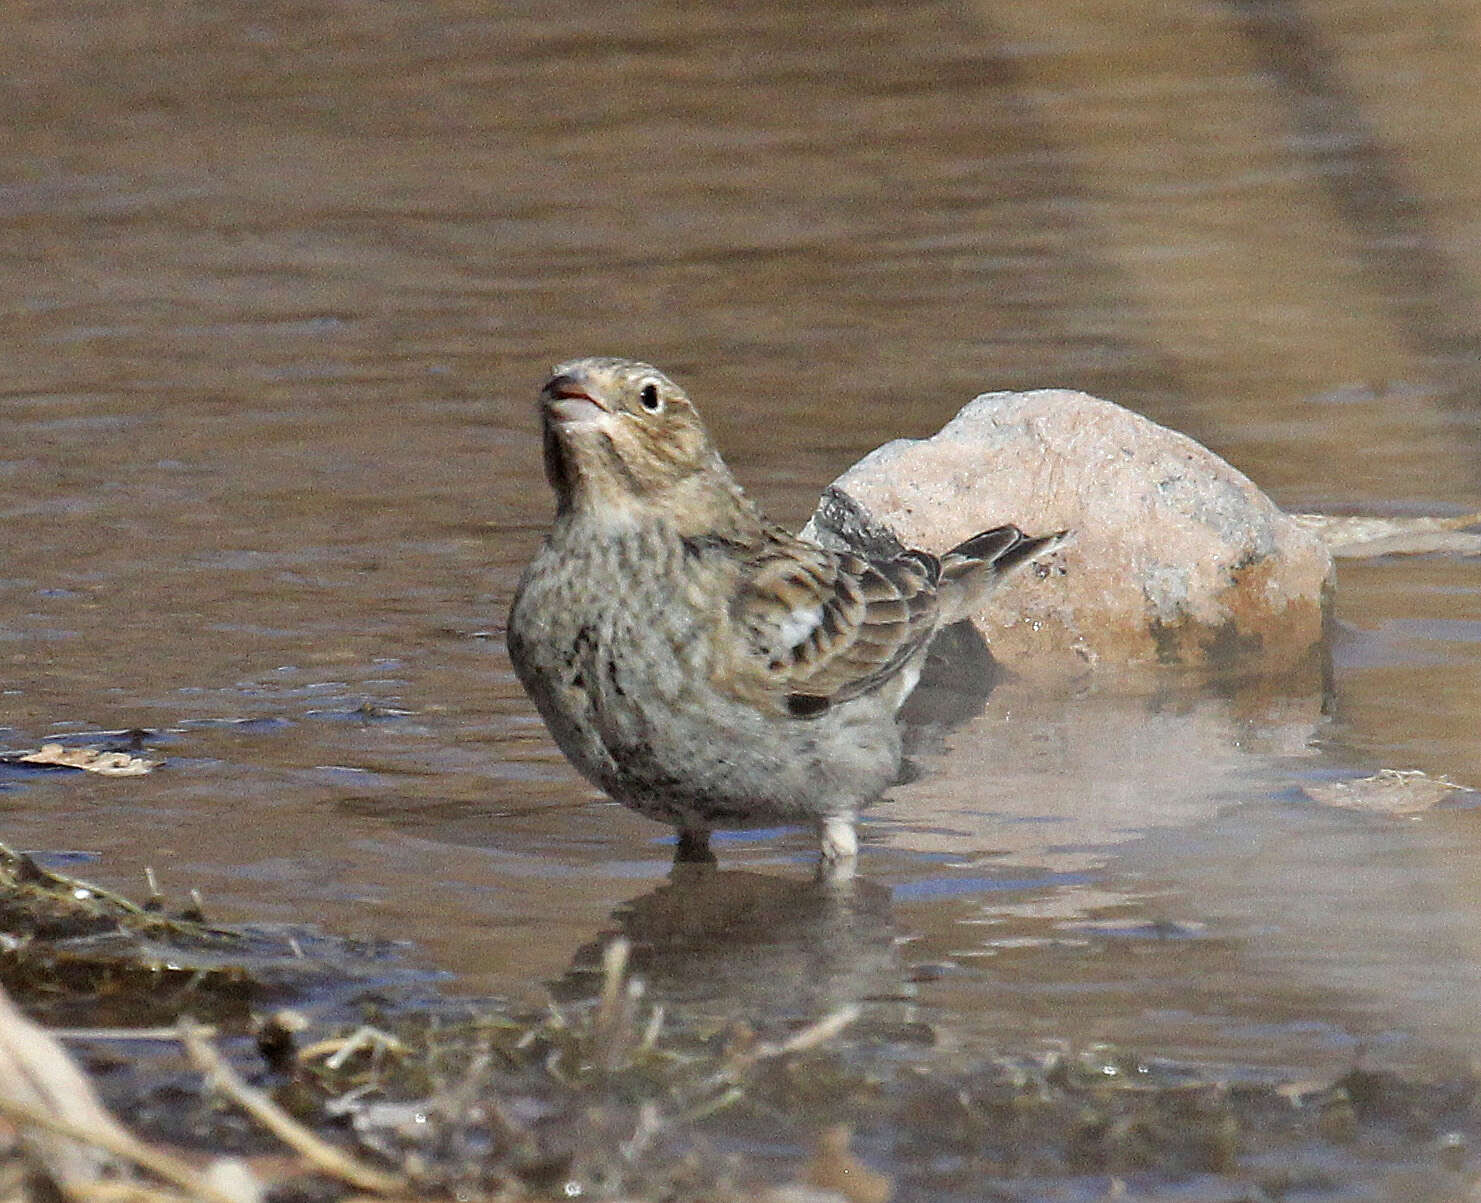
[72,1182,201,1203]
[300,1025,410,1072]
[177,1018,407,1195]
[592,937,649,1071]
[754,1006,861,1060]
[53,1027,219,1044]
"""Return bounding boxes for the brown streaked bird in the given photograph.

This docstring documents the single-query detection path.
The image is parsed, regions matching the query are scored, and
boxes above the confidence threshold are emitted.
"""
[506,357,1064,867]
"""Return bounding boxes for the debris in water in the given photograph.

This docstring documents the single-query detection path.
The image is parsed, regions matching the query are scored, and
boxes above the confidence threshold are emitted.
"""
[1290,511,1481,557]
[1304,768,1476,814]
[2,742,158,776]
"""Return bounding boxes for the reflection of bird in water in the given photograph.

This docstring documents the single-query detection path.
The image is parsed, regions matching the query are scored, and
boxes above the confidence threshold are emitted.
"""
[896,617,1006,763]
[555,867,903,1026]
[507,357,1064,869]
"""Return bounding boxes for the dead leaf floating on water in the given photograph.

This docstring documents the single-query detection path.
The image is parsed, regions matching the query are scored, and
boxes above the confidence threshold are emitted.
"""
[1289,511,1481,558]
[1303,769,1475,815]
[7,743,158,776]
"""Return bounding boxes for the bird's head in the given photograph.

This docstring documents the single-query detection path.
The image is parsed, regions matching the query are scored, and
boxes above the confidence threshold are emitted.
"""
[537,357,748,529]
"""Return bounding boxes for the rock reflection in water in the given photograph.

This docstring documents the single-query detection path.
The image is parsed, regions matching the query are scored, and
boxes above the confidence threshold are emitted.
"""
[887,659,1329,875]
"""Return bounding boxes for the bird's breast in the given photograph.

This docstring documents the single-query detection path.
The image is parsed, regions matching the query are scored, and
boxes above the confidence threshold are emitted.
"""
[509,526,720,718]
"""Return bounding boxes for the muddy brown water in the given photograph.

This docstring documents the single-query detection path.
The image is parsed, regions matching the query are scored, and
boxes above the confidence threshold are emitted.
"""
[5,0,1481,1192]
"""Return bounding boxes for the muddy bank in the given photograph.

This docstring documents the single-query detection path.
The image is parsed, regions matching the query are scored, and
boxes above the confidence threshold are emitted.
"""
[2,846,1479,1203]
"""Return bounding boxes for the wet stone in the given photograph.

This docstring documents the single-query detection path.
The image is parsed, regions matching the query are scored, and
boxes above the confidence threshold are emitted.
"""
[804,388,1335,682]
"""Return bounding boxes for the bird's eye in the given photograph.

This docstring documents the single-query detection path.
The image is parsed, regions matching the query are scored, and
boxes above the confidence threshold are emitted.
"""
[638,382,663,412]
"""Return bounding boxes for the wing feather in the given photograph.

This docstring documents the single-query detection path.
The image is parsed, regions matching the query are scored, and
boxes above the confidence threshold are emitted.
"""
[719,530,942,718]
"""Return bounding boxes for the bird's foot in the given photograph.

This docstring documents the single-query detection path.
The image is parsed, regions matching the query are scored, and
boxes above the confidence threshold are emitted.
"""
[816,816,859,885]
[819,815,858,862]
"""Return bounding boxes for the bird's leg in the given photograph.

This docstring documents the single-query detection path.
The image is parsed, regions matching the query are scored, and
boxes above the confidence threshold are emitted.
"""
[674,827,716,865]
[816,816,859,885]
[819,815,858,862]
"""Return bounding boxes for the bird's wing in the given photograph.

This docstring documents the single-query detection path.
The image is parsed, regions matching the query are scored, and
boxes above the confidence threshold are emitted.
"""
[718,531,942,718]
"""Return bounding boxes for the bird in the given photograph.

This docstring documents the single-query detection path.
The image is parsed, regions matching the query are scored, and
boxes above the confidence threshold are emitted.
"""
[506,357,1064,868]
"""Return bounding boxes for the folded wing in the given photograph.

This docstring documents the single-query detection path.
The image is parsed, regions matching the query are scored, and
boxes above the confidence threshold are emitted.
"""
[722,531,942,718]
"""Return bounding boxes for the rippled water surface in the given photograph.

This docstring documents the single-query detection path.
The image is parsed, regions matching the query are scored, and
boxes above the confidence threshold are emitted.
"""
[5,0,1481,1193]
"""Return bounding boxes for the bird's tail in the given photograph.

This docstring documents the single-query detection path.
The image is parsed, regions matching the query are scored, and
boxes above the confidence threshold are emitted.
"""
[937,525,1068,623]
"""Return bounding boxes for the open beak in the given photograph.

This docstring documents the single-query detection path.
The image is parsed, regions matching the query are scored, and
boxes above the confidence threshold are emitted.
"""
[542,374,610,425]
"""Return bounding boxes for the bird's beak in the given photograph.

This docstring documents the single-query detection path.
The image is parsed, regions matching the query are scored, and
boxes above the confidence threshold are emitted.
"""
[542,373,610,425]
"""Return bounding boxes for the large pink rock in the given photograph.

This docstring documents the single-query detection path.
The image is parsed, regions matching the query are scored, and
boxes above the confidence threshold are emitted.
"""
[802,389,1334,682]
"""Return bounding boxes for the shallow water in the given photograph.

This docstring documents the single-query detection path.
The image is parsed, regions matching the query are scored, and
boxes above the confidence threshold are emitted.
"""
[5,0,1481,1192]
